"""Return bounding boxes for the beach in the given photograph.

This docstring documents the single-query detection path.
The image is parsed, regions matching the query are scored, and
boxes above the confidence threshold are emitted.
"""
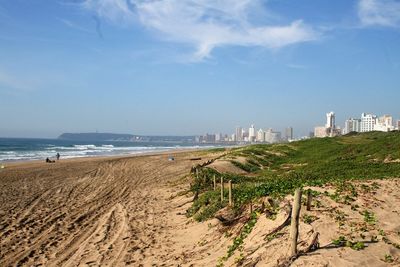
[0,150,221,266]
[1,149,400,266]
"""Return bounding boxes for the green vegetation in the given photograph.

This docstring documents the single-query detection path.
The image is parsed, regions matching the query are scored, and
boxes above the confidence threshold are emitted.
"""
[187,132,400,222]
[382,254,394,263]
[361,210,377,225]
[332,236,366,250]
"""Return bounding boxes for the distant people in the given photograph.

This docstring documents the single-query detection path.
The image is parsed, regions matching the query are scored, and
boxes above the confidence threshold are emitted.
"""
[46,157,55,163]
[56,153,60,161]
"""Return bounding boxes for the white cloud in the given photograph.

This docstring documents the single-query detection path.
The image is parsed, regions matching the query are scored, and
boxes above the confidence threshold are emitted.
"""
[358,0,400,27]
[82,0,318,60]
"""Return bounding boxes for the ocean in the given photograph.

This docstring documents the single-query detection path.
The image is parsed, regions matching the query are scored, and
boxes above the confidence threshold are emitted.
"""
[0,138,218,162]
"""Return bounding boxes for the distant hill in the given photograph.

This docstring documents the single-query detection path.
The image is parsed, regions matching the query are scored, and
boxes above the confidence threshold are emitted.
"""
[58,132,196,143]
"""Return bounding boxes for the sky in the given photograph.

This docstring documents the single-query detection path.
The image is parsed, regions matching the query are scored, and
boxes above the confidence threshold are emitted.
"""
[0,0,399,138]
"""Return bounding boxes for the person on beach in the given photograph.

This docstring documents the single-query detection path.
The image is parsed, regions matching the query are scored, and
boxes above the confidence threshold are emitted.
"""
[46,157,55,163]
[56,153,60,161]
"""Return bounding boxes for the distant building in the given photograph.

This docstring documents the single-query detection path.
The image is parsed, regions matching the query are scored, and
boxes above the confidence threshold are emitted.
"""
[374,115,394,132]
[215,133,222,142]
[249,124,256,142]
[256,129,265,142]
[198,133,216,143]
[265,129,281,143]
[285,127,293,141]
[360,113,377,132]
[314,111,340,138]
[326,112,335,129]
[344,118,361,134]
[314,126,328,138]
[235,127,243,142]
[397,120,400,130]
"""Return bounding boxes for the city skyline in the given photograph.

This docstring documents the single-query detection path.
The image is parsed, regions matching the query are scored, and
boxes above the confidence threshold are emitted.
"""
[1,1,400,138]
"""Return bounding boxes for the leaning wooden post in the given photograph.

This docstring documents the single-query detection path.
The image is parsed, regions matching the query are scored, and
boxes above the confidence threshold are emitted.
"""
[220,176,224,202]
[228,180,233,206]
[290,188,302,257]
[306,190,312,211]
[213,175,216,191]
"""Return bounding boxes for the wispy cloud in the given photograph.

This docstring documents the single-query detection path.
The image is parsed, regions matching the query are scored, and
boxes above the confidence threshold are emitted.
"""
[358,0,400,27]
[82,0,319,60]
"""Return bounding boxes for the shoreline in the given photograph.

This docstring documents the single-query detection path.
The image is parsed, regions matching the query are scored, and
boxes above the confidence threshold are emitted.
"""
[0,146,214,168]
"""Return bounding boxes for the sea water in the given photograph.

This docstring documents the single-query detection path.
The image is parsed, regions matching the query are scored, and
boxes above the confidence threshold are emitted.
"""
[0,138,218,162]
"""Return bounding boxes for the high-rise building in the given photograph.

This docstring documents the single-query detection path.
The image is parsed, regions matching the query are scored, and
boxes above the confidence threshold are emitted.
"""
[374,115,394,132]
[326,112,335,129]
[235,127,243,142]
[344,118,361,134]
[265,129,281,143]
[314,126,328,138]
[314,111,340,138]
[215,133,222,142]
[360,113,377,132]
[256,129,265,142]
[249,124,256,142]
[285,127,293,141]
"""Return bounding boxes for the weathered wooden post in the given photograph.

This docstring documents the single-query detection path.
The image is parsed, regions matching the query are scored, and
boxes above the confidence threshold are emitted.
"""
[306,190,312,211]
[290,188,302,257]
[220,176,224,202]
[228,180,233,206]
[213,175,216,191]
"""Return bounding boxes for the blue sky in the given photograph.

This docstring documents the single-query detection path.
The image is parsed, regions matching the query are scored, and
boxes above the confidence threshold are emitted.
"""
[0,0,399,138]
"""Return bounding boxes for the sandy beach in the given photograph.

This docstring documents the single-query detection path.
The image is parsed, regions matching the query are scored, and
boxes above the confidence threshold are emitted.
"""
[1,150,399,266]
[0,150,220,266]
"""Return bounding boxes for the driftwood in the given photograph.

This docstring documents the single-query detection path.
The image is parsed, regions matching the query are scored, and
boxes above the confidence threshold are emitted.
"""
[277,232,320,267]
[263,205,292,241]
[215,207,245,226]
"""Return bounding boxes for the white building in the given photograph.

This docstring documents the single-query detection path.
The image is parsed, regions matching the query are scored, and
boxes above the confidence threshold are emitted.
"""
[326,112,335,129]
[215,133,222,142]
[314,111,340,138]
[265,129,281,143]
[344,118,361,134]
[256,129,265,142]
[235,127,243,142]
[360,113,377,132]
[249,124,256,142]
[314,126,328,138]
[285,127,293,141]
[374,115,394,132]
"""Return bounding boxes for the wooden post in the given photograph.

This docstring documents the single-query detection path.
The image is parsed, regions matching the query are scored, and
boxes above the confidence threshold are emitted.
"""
[306,190,312,211]
[213,175,216,190]
[196,168,199,179]
[228,180,233,206]
[220,176,224,202]
[290,188,302,257]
